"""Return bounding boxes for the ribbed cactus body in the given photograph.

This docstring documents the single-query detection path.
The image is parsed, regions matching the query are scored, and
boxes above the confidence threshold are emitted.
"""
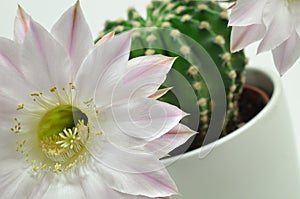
[97,0,247,146]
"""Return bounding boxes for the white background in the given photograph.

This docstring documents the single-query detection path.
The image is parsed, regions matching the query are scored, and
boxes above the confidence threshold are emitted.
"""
[0,0,299,135]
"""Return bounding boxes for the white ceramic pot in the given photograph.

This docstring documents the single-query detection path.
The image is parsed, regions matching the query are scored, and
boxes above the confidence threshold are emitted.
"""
[164,66,300,199]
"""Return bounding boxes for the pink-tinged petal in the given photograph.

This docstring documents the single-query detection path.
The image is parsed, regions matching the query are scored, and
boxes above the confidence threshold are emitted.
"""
[89,141,177,197]
[146,124,197,158]
[229,0,268,26]
[78,166,127,198]
[75,32,131,107]
[257,4,293,53]
[88,139,164,173]
[79,164,167,199]
[0,38,33,101]
[112,55,176,101]
[14,5,30,43]
[230,24,266,52]
[149,87,173,99]
[95,31,115,46]
[272,32,300,76]
[51,1,93,76]
[0,38,22,76]
[99,98,187,148]
[101,165,178,198]
[22,19,72,92]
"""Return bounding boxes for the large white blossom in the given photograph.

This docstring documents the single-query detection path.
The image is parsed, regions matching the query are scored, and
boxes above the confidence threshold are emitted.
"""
[229,0,300,75]
[0,2,196,198]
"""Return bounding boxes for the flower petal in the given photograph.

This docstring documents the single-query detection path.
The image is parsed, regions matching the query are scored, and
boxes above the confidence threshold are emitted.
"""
[89,141,177,197]
[51,1,93,76]
[0,127,19,160]
[79,166,125,198]
[39,174,85,199]
[79,164,162,199]
[291,2,300,36]
[230,24,266,52]
[22,19,72,92]
[112,55,176,101]
[75,32,131,107]
[0,162,42,199]
[257,3,293,53]
[95,31,115,46]
[0,93,20,129]
[14,5,30,43]
[99,98,187,148]
[272,32,300,75]
[0,37,33,101]
[145,124,197,158]
[149,87,173,100]
[229,0,268,26]
[101,165,178,198]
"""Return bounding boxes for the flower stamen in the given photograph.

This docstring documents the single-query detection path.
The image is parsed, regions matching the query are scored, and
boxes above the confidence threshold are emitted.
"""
[31,91,57,109]
[39,119,88,164]
[16,103,24,110]
[56,127,81,150]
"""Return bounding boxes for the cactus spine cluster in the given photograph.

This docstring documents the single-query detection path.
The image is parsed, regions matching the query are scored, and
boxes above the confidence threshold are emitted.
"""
[97,0,247,146]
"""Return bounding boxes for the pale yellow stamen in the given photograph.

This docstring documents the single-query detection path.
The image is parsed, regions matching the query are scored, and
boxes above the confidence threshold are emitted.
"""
[56,128,81,150]
[16,103,24,110]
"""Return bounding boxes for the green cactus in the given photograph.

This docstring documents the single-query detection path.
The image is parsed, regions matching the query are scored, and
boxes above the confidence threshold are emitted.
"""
[97,0,247,148]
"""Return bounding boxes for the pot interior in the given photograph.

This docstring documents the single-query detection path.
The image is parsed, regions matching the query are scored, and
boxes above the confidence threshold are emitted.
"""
[245,68,274,97]
[168,68,275,156]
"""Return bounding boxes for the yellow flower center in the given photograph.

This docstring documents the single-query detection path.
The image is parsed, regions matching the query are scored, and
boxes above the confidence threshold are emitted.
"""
[38,105,89,164]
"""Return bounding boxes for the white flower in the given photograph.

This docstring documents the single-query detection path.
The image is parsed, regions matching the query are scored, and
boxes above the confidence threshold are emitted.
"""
[229,0,300,75]
[0,2,196,199]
